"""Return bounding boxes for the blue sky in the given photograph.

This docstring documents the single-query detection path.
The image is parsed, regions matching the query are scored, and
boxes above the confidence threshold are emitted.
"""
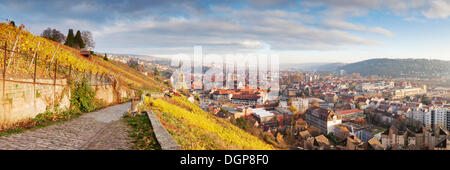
[1,0,450,63]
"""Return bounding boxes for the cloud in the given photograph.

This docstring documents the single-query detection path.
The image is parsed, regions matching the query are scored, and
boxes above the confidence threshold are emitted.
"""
[403,17,426,22]
[1,0,394,55]
[323,20,395,37]
[368,27,395,37]
[422,0,450,19]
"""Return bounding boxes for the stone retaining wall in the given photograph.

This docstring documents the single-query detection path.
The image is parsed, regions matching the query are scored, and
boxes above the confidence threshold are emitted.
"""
[0,78,132,129]
[146,111,181,150]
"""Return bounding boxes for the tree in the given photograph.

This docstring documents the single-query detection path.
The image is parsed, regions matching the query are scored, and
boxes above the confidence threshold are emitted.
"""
[81,31,95,50]
[289,105,297,114]
[235,117,252,130]
[154,68,160,76]
[64,29,75,47]
[421,96,430,105]
[74,30,85,49]
[41,27,65,43]
[9,20,15,27]
[355,103,361,110]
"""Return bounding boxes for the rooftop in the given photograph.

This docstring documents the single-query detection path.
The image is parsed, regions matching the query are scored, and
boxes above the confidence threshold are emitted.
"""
[335,109,363,115]
[252,108,274,118]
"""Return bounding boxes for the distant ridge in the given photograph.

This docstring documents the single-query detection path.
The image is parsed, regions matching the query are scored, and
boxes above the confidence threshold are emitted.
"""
[338,58,450,78]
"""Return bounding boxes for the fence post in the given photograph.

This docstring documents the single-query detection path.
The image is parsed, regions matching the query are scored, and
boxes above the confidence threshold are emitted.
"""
[68,64,72,110]
[33,53,38,111]
[95,72,98,86]
[68,64,71,85]
[3,41,7,98]
[53,58,57,109]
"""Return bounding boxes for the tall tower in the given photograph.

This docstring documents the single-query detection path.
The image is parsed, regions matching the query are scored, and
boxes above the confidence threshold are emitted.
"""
[223,57,227,89]
[234,60,237,90]
[245,61,249,89]
[257,56,260,89]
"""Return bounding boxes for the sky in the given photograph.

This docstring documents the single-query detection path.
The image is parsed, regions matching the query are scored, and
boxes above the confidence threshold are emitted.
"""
[1,0,450,64]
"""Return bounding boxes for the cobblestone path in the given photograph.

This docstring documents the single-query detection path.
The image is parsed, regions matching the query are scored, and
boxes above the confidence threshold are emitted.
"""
[0,102,134,150]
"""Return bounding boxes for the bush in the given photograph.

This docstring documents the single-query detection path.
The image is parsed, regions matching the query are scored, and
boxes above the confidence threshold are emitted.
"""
[70,77,98,112]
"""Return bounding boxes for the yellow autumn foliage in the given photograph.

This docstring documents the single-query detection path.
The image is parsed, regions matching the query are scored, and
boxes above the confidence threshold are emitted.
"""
[147,96,275,150]
[0,23,166,90]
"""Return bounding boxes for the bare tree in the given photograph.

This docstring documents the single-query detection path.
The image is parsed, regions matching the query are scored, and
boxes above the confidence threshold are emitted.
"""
[81,31,95,50]
[41,27,65,43]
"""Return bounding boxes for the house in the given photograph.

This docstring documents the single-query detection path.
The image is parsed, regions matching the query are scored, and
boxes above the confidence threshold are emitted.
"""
[305,106,342,134]
[80,50,91,59]
[299,130,311,140]
[335,109,364,121]
[314,135,331,149]
[231,94,264,105]
[211,89,233,101]
[356,97,370,105]
[294,119,308,132]
[324,93,338,103]
[290,98,309,112]
[346,135,364,150]
[367,137,385,150]
[377,104,394,113]
[396,107,411,115]
[221,106,253,119]
[381,126,407,149]
[287,88,298,97]
[334,125,350,139]
[252,108,275,125]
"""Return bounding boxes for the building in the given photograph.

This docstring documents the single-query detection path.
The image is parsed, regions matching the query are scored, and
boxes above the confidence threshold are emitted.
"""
[287,88,298,97]
[334,125,350,139]
[231,94,264,105]
[346,135,364,150]
[252,108,275,124]
[381,126,407,149]
[305,106,342,134]
[211,89,233,101]
[324,93,338,103]
[273,107,294,127]
[335,109,364,121]
[221,106,253,119]
[291,98,309,112]
[407,107,449,130]
[391,86,427,99]
[367,137,386,150]
[429,108,448,130]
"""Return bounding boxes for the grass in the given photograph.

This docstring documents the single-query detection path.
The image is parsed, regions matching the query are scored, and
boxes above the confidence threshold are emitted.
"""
[124,114,161,150]
[0,109,81,137]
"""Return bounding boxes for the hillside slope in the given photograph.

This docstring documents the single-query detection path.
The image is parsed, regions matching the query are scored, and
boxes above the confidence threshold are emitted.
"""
[145,96,274,150]
[338,58,450,78]
[0,23,167,91]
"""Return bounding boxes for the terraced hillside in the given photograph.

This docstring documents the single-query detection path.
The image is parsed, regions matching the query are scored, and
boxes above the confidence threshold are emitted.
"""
[0,23,167,91]
[145,95,275,150]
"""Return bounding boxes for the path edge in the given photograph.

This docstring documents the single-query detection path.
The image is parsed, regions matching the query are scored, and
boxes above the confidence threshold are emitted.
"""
[146,111,182,150]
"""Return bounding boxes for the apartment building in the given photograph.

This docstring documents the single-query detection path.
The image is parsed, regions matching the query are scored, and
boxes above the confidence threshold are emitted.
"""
[305,106,342,134]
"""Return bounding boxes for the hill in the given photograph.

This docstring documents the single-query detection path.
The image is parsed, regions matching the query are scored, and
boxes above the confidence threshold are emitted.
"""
[144,95,274,150]
[338,58,450,78]
[281,62,345,72]
[0,23,168,91]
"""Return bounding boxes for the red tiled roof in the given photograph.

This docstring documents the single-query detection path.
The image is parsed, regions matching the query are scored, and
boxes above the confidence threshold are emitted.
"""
[356,98,368,102]
[336,109,363,115]
[231,94,261,100]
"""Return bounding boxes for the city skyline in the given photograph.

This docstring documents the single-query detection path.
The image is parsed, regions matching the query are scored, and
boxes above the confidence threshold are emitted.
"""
[2,0,450,63]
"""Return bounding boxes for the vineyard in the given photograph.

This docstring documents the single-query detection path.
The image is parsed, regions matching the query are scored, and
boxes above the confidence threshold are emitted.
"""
[0,22,167,91]
[145,95,275,150]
